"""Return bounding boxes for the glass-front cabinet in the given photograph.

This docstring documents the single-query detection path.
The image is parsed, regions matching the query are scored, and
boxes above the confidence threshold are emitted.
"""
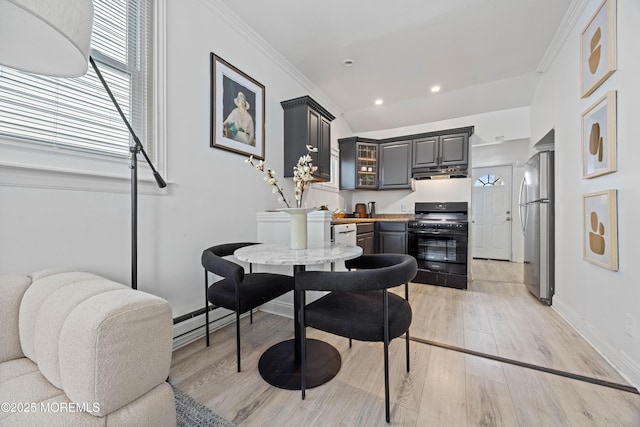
[356,143,378,188]
[338,137,378,190]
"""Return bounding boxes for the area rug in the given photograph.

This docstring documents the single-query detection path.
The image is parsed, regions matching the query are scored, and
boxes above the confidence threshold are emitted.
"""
[172,384,236,427]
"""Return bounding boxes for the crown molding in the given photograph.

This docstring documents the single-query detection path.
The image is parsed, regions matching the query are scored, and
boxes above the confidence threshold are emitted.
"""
[537,0,591,73]
[198,0,343,118]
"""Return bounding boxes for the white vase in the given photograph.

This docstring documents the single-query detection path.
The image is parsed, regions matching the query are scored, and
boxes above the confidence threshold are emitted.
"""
[278,208,316,249]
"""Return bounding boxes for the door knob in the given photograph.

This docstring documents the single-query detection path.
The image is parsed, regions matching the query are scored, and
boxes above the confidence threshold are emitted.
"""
[506,217,511,221]
[506,210,511,214]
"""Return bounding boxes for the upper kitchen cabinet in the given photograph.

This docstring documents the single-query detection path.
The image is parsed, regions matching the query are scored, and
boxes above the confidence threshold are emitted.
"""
[339,137,379,190]
[379,140,412,190]
[281,96,335,182]
[412,129,472,179]
[413,133,468,169]
[440,133,468,166]
[412,136,438,168]
[340,126,474,185]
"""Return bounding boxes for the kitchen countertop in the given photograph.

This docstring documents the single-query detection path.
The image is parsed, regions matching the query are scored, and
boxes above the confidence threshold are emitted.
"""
[331,214,414,225]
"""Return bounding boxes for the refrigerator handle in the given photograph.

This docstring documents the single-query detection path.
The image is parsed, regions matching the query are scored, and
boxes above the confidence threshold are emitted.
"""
[518,177,527,233]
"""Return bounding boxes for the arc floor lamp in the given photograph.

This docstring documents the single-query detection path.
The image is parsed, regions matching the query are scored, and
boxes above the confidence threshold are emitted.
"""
[0,0,166,290]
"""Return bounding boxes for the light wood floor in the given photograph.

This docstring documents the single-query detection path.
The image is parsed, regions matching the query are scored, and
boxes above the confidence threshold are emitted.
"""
[170,261,640,426]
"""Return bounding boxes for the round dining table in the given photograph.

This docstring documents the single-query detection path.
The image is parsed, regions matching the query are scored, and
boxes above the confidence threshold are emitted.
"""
[234,242,363,390]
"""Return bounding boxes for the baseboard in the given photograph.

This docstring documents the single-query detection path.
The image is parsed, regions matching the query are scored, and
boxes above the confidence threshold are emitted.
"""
[172,303,296,350]
[552,296,640,389]
[258,299,294,319]
[258,291,326,319]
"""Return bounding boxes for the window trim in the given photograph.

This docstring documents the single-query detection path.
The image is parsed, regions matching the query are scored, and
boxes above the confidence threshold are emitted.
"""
[0,0,168,195]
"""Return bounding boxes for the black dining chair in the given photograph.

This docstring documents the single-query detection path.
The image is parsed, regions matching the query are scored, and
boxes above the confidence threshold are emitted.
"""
[296,254,418,423]
[202,242,295,372]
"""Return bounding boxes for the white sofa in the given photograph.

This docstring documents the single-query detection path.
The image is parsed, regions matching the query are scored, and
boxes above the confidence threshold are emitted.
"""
[0,270,176,426]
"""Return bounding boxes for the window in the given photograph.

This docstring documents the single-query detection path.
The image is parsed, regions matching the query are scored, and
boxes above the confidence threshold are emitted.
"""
[474,174,505,187]
[0,0,153,158]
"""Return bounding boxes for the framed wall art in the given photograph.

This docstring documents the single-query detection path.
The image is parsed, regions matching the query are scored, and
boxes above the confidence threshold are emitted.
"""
[583,189,618,271]
[210,53,265,159]
[580,0,616,98]
[582,91,616,178]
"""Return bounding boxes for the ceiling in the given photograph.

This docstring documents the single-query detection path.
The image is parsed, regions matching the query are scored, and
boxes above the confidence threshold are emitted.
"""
[217,0,573,133]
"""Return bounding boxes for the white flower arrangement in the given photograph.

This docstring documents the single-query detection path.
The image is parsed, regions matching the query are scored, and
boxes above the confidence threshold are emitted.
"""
[246,145,318,208]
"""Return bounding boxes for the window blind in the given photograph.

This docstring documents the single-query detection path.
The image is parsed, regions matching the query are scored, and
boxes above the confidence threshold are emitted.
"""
[0,0,153,158]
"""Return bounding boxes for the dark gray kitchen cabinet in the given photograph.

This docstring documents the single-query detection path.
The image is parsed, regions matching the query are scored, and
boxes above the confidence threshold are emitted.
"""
[356,222,375,255]
[440,133,468,166]
[412,136,438,168]
[379,140,412,190]
[376,222,408,254]
[413,133,468,169]
[281,96,335,182]
[338,137,379,189]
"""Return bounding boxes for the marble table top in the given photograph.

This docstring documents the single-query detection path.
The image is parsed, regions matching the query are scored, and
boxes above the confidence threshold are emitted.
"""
[234,243,363,266]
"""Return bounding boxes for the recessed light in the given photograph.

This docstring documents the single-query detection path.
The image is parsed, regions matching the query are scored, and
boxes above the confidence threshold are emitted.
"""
[431,85,441,93]
[343,59,354,67]
[374,99,383,106]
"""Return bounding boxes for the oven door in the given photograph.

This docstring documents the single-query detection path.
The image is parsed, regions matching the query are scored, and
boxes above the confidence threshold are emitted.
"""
[408,228,468,276]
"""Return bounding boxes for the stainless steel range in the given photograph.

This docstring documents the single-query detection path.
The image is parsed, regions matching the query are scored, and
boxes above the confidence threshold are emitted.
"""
[408,202,469,289]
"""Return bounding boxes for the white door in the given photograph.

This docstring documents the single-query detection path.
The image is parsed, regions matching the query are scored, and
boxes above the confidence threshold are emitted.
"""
[471,165,513,260]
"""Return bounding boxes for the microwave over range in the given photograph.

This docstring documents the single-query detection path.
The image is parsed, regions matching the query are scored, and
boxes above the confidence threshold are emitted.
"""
[408,202,469,289]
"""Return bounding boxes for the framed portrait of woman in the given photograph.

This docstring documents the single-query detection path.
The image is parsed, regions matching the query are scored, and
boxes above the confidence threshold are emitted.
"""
[210,53,265,159]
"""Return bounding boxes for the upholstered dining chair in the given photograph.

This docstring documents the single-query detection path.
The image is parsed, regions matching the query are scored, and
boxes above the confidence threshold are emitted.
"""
[296,254,418,423]
[202,242,295,372]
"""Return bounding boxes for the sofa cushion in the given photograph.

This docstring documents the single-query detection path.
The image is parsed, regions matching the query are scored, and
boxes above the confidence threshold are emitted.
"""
[0,358,38,383]
[19,271,102,361]
[0,382,176,427]
[58,288,173,416]
[0,368,65,422]
[2,393,106,427]
[33,279,125,389]
[0,275,31,363]
[106,383,176,427]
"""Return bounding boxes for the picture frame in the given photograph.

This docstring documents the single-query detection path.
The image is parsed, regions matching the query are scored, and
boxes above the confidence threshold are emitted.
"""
[210,53,265,159]
[581,91,616,178]
[583,189,618,271]
[580,0,616,98]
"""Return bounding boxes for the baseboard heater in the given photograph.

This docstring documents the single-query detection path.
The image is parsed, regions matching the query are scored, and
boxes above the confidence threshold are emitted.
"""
[172,305,234,343]
[172,305,221,325]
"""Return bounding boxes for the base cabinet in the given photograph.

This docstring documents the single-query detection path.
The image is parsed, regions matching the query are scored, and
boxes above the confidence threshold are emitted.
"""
[375,222,408,254]
[356,223,375,255]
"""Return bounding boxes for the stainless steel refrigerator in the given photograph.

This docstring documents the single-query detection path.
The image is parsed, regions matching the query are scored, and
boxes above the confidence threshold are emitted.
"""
[518,150,554,305]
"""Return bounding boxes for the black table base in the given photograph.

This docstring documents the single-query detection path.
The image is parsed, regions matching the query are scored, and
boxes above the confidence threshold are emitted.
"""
[258,338,341,390]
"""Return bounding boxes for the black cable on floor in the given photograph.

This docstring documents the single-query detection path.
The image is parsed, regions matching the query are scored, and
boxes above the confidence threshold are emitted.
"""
[410,336,640,395]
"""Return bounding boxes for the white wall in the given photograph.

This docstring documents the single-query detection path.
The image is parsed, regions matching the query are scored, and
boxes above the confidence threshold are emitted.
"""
[0,0,350,320]
[358,106,531,145]
[347,179,472,215]
[531,0,640,387]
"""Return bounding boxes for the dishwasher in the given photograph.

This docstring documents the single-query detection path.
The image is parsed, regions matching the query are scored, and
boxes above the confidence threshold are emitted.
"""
[332,223,357,271]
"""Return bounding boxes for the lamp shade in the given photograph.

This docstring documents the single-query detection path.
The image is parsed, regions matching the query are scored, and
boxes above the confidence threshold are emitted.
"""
[0,0,94,77]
